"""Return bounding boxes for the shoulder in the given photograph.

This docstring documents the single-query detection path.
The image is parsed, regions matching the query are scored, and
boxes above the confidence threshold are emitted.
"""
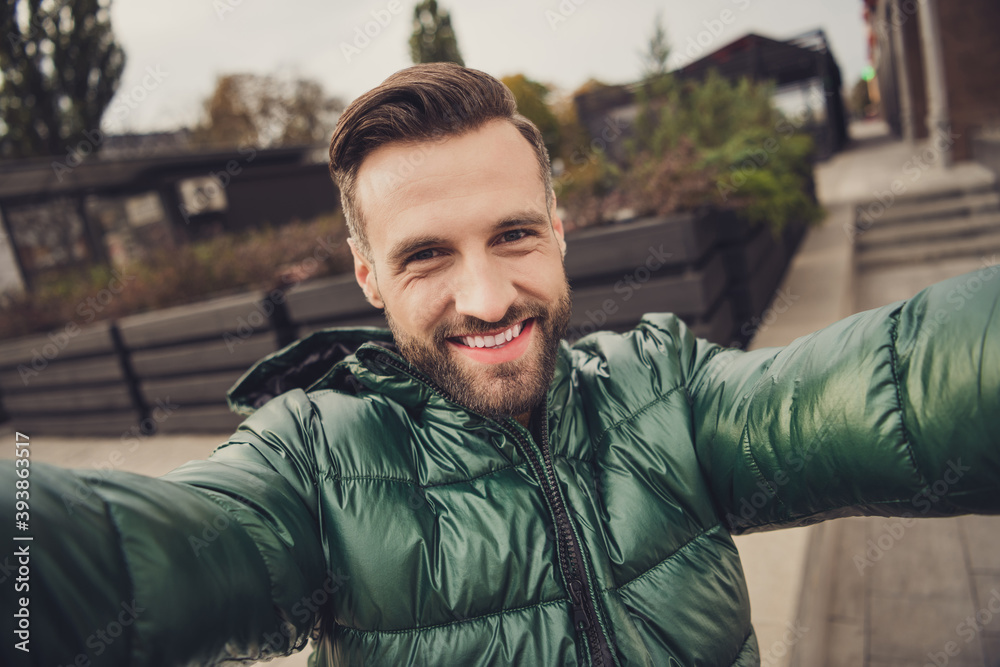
[563,313,694,409]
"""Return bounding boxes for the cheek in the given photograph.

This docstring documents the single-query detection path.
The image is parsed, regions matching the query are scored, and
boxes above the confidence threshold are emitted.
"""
[394,280,452,331]
[519,258,567,299]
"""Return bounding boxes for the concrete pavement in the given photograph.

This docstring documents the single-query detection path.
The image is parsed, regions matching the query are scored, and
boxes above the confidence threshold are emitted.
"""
[778,119,1000,667]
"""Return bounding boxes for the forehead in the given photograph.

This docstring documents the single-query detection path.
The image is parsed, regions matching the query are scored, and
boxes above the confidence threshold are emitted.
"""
[355,120,546,253]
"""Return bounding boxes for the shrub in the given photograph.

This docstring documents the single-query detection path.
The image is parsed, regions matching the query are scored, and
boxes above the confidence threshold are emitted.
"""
[559,71,823,234]
[0,214,351,341]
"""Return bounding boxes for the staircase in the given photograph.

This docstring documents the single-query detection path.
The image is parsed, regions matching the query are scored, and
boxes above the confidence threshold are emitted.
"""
[852,179,1000,270]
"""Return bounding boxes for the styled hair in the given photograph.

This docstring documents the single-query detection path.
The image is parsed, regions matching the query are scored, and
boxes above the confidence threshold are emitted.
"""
[328,62,553,260]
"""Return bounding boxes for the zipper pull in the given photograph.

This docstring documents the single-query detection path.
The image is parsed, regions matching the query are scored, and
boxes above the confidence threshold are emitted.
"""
[569,579,590,630]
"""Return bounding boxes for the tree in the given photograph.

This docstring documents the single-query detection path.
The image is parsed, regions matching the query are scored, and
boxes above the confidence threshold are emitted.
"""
[193,73,343,149]
[500,74,560,160]
[409,0,464,66]
[0,0,125,159]
[640,12,671,80]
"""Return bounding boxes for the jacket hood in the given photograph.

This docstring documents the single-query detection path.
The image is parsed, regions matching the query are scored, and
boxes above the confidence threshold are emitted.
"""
[227,326,397,415]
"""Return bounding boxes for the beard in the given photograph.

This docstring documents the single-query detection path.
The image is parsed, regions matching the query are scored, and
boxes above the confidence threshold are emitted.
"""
[384,283,572,420]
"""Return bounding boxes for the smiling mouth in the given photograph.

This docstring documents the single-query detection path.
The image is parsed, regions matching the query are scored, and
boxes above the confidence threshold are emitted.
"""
[449,319,529,349]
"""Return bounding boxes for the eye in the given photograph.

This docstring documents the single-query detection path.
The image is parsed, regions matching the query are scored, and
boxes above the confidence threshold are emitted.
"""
[499,229,532,244]
[409,248,441,263]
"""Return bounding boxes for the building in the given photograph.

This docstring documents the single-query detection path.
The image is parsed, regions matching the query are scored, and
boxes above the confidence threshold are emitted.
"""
[0,143,338,293]
[573,29,849,163]
[864,0,1000,164]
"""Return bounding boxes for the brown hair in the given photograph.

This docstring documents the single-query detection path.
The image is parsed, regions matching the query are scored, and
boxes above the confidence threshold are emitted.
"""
[328,62,553,260]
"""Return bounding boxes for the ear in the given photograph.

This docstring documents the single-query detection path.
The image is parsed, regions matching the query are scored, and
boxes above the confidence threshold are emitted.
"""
[550,194,567,258]
[348,238,384,309]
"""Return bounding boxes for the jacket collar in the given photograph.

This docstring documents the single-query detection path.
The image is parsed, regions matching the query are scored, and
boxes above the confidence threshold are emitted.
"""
[227,325,577,429]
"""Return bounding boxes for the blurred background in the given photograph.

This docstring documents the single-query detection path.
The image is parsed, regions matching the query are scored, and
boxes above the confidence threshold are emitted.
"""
[1,1,999,665]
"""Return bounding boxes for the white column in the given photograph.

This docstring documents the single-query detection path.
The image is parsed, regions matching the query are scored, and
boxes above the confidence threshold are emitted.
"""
[917,0,952,166]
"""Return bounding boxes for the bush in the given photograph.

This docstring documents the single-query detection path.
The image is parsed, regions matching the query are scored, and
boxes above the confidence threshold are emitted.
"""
[559,71,823,234]
[0,214,351,341]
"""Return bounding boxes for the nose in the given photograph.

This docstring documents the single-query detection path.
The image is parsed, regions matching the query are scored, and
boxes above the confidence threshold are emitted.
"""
[452,255,518,324]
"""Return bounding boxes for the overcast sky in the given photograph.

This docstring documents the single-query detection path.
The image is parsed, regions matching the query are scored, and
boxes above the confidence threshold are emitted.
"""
[107,0,870,133]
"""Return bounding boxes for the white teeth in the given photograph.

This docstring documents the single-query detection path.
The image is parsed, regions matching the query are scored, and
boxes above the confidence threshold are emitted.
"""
[458,321,527,348]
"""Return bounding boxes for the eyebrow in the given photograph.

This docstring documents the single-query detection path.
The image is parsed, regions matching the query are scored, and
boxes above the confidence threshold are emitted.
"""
[385,210,551,268]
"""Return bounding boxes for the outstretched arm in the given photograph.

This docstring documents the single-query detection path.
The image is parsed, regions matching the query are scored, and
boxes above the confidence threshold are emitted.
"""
[680,266,1000,533]
[1,390,328,666]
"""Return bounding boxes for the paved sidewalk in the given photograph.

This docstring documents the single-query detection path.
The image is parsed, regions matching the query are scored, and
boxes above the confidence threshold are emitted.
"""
[785,120,1000,667]
[731,118,1000,667]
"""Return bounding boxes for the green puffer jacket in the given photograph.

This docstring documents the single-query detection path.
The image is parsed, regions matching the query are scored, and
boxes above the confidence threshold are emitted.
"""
[3,269,999,666]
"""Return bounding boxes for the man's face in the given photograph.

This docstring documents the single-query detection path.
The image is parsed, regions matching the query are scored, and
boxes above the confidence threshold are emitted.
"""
[350,120,571,420]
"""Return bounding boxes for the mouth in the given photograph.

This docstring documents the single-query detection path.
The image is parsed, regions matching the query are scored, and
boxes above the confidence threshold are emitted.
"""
[446,318,535,364]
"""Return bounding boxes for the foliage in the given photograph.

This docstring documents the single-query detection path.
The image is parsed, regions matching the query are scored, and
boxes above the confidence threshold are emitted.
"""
[501,74,561,160]
[554,149,623,229]
[561,69,822,235]
[192,73,343,149]
[0,214,351,341]
[549,90,590,164]
[640,11,670,80]
[702,127,820,232]
[0,0,125,158]
[409,0,464,66]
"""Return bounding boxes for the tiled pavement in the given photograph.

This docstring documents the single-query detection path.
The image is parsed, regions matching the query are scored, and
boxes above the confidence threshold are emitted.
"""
[788,119,1000,666]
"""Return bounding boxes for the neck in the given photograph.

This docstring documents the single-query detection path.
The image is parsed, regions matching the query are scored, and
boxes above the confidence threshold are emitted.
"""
[515,410,532,429]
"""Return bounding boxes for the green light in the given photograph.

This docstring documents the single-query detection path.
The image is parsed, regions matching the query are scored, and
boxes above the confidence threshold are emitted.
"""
[861,65,876,82]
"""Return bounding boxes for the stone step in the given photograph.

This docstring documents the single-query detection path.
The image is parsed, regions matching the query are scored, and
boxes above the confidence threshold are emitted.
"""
[855,210,1000,250]
[855,230,1000,270]
[855,189,1000,229]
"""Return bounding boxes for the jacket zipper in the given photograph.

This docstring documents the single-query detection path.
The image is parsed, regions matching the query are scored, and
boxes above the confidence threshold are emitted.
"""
[518,404,616,667]
[369,350,616,667]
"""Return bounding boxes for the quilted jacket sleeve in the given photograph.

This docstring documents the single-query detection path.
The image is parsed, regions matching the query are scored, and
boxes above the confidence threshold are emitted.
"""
[0,389,328,666]
[679,266,1000,534]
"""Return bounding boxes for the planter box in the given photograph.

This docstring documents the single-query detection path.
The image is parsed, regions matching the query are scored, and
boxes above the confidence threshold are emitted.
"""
[0,209,809,435]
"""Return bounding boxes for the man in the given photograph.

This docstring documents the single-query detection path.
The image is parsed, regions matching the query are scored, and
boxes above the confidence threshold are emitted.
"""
[2,63,999,667]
